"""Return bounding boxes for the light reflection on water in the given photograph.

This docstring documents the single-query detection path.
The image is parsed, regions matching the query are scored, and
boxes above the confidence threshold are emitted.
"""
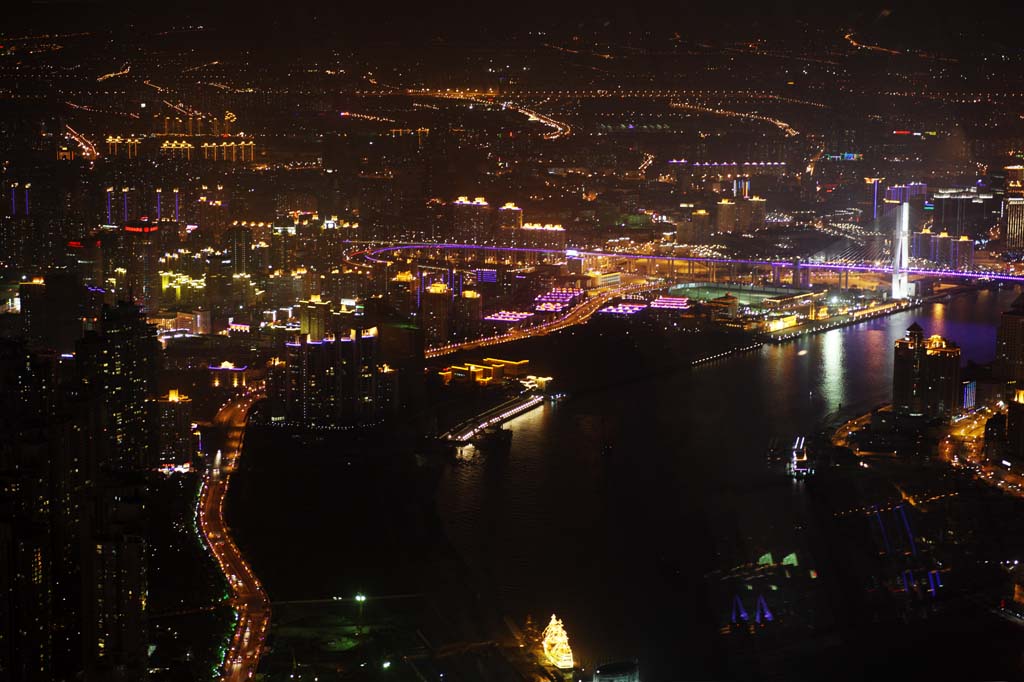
[435,287,1020,676]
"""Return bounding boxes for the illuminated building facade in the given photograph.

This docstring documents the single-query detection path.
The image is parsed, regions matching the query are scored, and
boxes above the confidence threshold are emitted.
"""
[1006,198,1024,252]
[152,389,194,467]
[996,294,1024,387]
[892,323,961,418]
[75,302,159,472]
[452,196,490,242]
[452,290,483,340]
[225,225,252,275]
[280,328,393,425]
[497,202,523,230]
[421,282,452,346]
[298,295,332,341]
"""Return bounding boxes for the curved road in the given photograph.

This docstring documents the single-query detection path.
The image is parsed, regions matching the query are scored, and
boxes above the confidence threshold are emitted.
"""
[198,383,269,681]
[425,279,663,358]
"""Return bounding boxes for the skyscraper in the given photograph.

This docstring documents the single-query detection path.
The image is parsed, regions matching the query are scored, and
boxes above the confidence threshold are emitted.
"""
[1005,197,1024,252]
[152,389,194,468]
[452,196,490,243]
[893,323,961,418]
[995,294,1024,387]
[224,225,252,275]
[76,302,159,472]
[452,290,483,340]
[421,282,452,346]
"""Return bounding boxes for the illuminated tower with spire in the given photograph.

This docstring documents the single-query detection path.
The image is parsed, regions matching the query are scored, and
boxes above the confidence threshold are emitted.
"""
[892,201,910,299]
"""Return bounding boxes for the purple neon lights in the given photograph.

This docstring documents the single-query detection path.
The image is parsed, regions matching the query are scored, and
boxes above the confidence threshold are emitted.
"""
[650,295,691,310]
[358,243,1024,283]
[484,310,534,323]
[598,303,647,315]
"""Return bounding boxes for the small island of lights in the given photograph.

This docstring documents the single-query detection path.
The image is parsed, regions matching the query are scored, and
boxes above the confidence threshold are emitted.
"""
[650,295,691,310]
[484,310,535,323]
[598,303,647,315]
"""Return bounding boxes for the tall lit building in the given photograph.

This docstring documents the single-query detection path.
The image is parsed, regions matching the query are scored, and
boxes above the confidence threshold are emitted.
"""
[892,323,961,418]
[281,328,391,425]
[452,196,490,242]
[298,295,332,341]
[995,294,1024,387]
[452,290,483,340]
[715,198,737,233]
[497,202,523,230]
[224,225,252,275]
[1005,197,1024,252]
[950,235,974,270]
[81,484,148,680]
[152,389,194,467]
[1006,165,1024,197]
[421,282,452,346]
[387,271,418,319]
[76,302,159,472]
[270,222,297,271]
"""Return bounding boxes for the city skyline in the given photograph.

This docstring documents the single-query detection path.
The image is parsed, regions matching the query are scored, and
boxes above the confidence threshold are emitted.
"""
[7,7,1024,681]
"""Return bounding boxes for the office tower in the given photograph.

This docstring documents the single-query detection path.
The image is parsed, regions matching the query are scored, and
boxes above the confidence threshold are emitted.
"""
[737,196,767,233]
[76,302,159,472]
[270,222,297,271]
[891,202,910,299]
[224,225,252,275]
[497,202,523,230]
[0,340,55,681]
[0,339,109,680]
[387,271,418,319]
[519,223,567,254]
[1006,198,1024,251]
[691,209,712,241]
[81,483,147,680]
[298,295,332,341]
[1006,165,1024,197]
[338,327,382,421]
[452,196,490,242]
[893,323,961,418]
[910,228,931,261]
[715,198,737,233]
[285,336,339,425]
[934,231,952,266]
[885,182,928,204]
[452,290,483,340]
[933,187,998,238]
[0,181,36,272]
[281,328,389,425]
[950,235,974,269]
[19,272,89,355]
[996,294,1024,386]
[152,389,194,467]
[421,282,452,346]
[120,219,162,311]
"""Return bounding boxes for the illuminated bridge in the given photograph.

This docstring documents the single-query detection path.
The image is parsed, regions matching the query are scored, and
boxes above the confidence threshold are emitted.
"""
[359,242,1024,284]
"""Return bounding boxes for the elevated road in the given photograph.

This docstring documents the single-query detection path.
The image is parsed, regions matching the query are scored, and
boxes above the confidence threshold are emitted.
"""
[198,383,269,681]
[425,279,662,358]
[363,242,1024,283]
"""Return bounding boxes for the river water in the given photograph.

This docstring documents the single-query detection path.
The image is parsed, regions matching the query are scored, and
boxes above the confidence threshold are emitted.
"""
[232,286,1024,680]
[434,286,1022,678]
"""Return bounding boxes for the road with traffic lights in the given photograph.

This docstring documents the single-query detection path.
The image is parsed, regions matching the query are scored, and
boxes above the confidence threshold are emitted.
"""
[198,383,269,681]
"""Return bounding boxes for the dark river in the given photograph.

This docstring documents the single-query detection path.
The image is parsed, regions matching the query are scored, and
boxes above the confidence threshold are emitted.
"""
[231,286,1024,681]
